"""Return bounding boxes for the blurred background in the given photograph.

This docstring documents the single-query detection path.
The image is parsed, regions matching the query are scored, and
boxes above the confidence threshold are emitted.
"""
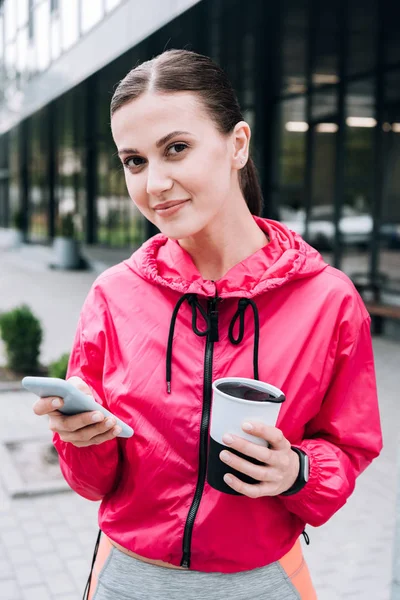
[0,1,399,599]
[0,0,399,317]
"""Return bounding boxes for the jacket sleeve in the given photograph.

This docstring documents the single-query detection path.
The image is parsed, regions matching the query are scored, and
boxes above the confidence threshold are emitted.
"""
[280,315,382,526]
[53,286,121,501]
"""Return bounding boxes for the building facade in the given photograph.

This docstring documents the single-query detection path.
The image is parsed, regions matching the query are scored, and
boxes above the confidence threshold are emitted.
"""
[0,0,399,304]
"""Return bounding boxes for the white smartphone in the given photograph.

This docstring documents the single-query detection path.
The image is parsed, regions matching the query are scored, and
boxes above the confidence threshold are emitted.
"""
[22,376,134,438]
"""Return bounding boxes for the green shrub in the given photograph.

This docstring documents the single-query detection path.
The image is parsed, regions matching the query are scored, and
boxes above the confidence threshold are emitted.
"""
[0,305,43,373]
[48,353,70,379]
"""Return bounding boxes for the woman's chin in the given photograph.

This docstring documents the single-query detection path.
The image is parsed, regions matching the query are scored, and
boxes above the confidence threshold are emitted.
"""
[156,220,204,241]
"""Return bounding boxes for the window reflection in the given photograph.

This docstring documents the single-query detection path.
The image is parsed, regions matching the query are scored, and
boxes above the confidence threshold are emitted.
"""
[29,109,49,242]
[35,1,50,71]
[17,0,29,28]
[278,97,306,217]
[16,27,28,81]
[105,0,122,12]
[60,0,79,51]
[50,13,61,61]
[4,0,17,44]
[81,0,104,34]
[0,14,4,60]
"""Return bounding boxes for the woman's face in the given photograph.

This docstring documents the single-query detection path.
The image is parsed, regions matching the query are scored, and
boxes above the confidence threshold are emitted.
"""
[111,91,244,240]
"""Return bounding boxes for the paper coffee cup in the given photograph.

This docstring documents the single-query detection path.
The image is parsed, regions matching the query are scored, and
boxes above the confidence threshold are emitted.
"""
[207,377,285,495]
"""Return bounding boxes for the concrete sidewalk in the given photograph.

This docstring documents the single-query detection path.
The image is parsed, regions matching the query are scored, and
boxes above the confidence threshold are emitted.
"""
[0,242,399,599]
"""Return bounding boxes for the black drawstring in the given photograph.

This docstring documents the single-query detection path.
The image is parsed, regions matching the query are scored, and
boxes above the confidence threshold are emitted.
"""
[82,528,102,599]
[302,528,310,545]
[166,294,260,393]
[228,298,260,380]
[166,294,210,393]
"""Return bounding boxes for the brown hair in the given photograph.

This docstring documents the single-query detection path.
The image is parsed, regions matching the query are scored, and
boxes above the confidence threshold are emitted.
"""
[111,49,263,216]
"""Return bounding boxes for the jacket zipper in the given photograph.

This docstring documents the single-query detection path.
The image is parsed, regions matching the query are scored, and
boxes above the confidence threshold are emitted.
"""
[181,294,219,568]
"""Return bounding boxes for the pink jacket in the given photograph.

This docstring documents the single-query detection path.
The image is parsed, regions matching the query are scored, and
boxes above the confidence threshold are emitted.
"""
[54,217,382,572]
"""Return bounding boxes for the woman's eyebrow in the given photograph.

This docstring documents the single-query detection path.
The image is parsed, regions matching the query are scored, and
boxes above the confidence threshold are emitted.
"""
[118,131,193,156]
[155,130,192,148]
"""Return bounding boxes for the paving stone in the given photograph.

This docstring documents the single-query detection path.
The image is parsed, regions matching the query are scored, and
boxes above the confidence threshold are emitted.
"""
[0,579,21,600]
[0,531,26,549]
[4,547,33,567]
[14,565,43,587]
[21,585,52,600]
[44,570,78,595]
[0,558,15,580]
[27,536,55,554]
[33,552,64,572]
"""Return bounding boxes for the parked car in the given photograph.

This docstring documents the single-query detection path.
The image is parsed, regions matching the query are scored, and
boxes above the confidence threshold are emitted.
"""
[280,205,400,250]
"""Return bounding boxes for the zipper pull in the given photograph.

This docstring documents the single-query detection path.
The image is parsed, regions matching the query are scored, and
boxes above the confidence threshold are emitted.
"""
[208,298,219,343]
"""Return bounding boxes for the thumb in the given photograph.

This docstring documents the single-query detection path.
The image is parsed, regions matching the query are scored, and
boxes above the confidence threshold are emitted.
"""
[67,376,93,396]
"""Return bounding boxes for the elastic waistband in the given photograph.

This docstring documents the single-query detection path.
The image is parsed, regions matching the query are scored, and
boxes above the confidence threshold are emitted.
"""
[88,533,317,599]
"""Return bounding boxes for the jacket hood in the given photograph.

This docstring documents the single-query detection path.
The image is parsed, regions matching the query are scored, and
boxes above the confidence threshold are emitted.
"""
[126,216,327,298]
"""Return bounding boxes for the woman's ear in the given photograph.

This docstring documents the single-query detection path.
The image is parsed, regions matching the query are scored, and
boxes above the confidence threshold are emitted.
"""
[232,121,251,170]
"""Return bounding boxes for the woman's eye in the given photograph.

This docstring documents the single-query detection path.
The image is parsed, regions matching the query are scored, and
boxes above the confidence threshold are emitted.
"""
[125,156,145,168]
[167,143,188,156]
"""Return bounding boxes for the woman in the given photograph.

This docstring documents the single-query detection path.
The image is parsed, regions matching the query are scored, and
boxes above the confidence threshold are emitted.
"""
[33,50,382,599]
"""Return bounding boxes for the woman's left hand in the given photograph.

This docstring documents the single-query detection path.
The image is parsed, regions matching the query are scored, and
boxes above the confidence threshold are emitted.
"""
[220,422,300,498]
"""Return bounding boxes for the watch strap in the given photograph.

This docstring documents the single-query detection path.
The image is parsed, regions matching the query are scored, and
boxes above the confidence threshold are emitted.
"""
[280,447,309,496]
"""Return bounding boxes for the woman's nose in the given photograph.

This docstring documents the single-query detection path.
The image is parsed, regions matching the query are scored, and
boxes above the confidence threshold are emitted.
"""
[146,164,173,196]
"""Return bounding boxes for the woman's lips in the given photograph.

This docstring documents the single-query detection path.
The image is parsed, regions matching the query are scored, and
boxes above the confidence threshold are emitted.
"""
[154,199,190,216]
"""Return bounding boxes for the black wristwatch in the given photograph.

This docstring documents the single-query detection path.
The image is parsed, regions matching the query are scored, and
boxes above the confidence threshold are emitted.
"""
[280,447,309,496]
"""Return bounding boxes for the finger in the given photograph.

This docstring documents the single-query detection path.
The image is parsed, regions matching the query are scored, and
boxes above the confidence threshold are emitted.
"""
[71,427,122,447]
[221,432,272,465]
[241,423,291,451]
[56,417,119,443]
[222,473,275,499]
[220,448,270,482]
[33,396,64,416]
[48,410,106,433]
[67,376,92,395]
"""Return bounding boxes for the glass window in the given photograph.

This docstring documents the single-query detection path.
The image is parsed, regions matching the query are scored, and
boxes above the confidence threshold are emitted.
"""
[81,0,104,34]
[9,127,20,221]
[279,0,307,95]
[311,87,338,121]
[105,0,122,12]
[17,0,29,27]
[16,26,28,78]
[384,0,400,67]
[312,3,340,88]
[4,40,16,76]
[5,0,17,43]
[35,0,50,71]
[50,13,61,61]
[347,0,377,77]
[28,108,49,242]
[60,0,79,51]
[340,78,375,283]
[0,13,4,60]
[278,97,307,216]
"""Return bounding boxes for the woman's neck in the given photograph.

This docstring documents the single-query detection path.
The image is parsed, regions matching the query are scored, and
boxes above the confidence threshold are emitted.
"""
[178,206,269,281]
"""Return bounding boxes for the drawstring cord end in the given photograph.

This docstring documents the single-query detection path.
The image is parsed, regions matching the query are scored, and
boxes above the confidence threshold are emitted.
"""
[167,381,171,394]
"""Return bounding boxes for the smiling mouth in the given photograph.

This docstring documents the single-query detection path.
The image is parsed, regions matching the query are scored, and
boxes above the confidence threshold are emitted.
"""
[153,199,190,211]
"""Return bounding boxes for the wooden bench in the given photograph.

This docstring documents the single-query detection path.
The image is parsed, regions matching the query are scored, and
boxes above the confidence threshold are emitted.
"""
[351,274,400,335]
[364,302,400,334]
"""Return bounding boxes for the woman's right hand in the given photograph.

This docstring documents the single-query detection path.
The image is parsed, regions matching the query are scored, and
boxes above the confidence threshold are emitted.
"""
[32,376,122,447]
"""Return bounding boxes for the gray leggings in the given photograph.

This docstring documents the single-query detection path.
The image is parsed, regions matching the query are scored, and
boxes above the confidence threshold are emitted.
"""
[92,545,303,600]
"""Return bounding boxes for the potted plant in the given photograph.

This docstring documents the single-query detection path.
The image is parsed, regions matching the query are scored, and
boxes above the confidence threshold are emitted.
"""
[53,212,81,269]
